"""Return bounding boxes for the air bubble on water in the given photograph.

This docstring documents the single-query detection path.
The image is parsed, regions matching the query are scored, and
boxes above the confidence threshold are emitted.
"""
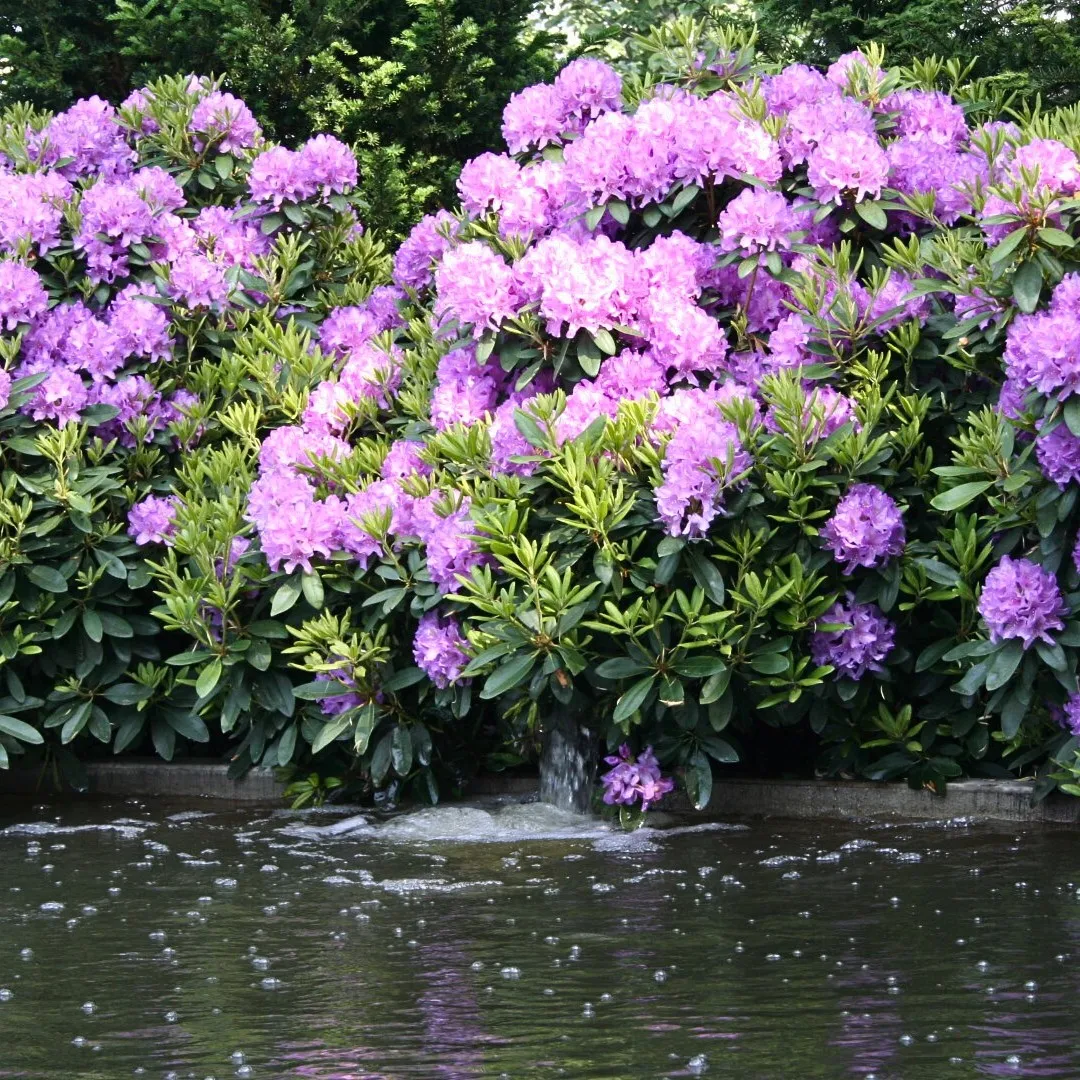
[236,1068,253,1078]
[39,901,64,913]
[470,961,484,971]
[654,969,667,983]
[687,1054,708,1074]
[600,993,613,1003]
[19,948,32,960]
[1006,1055,1021,1067]
[214,878,238,889]
[230,1051,246,1065]
[260,978,283,990]
[251,957,270,970]
[582,1003,595,1017]
[81,1001,96,1014]
[0,989,12,1002]
[72,1036,87,1047]
[500,967,521,979]
[164,1011,179,1022]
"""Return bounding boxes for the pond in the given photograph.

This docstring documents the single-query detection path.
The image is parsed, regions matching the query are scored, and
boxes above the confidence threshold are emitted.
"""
[0,797,1078,1078]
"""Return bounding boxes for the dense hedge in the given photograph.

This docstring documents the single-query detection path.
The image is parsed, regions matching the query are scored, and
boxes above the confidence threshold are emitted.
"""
[4,24,1080,806]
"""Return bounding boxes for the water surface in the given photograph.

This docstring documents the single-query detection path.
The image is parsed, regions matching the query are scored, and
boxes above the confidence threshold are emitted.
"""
[1,797,1078,1078]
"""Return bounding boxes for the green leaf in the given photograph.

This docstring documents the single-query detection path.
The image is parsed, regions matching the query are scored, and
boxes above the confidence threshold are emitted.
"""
[98,612,133,639]
[101,683,153,705]
[985,640,1023,692]
[700,734,738,764]
[28,566,67,593]
[855,201,888,230]
[301,571,324,609]
[658,675,685,706]
[311,713,352,754]
[673,656,728,678]
[166,649,216,667]
[0,715,43,745]
[930,481,992,512]
[671,185,700,215]
[593,328,617,355]
[613,674,655,723]
[381,666,427,693]
[195,658,223,700]
[370,731,392,785]
[749,651,788,675]
[60,701,91,744]
[245,639,272,671]
[214,153,234,179]
[988,225,1028,264]
[1064,398,1080,438]
[391,724,414,775]
[479,653,536,699]
[700,668,731,706]
[166,712,210,743]
[1012,260,1043,314]
[686,750,713,810]
[247,620,290,639]
[595,657,652,679]
[271,576,303,615]
[606,199,630,225]
[1038,226,1074,249]
[513,409,547,450]
[81,608,103,643]
[151,717,175,761]
[953,658,990,697]
[277,724,297,767]
[686,548,725,605]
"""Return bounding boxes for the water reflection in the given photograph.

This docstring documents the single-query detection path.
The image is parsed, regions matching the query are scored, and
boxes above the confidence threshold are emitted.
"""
[0,799,1078,1078]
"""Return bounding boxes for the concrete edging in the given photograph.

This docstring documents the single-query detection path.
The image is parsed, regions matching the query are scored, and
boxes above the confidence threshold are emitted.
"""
[0,760,286,802]
[674,777,1080,825]
[1,764,1077,823]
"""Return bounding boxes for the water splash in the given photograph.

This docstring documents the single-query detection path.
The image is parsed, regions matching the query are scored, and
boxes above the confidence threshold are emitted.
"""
[539,712,597,813]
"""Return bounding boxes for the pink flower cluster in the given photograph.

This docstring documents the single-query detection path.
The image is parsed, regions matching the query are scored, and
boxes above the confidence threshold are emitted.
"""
[0,80,362,442]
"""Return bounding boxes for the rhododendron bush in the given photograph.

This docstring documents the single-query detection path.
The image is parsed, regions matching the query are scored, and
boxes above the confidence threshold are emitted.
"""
[0,75,389,785]
[7,23,1080,805]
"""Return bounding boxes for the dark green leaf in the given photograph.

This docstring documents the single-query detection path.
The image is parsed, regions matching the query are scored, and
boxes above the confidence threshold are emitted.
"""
[613,675,655,723]
[930,481,992,512]
[480,653,536,699]
[0,715,43,745]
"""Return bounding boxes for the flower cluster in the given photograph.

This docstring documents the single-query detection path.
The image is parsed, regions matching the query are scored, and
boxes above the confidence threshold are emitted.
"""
[412,611,471,688]
[600,744,675,812]
[820,484,906,573]
[977,556,1067,650]
[810,597,896,680]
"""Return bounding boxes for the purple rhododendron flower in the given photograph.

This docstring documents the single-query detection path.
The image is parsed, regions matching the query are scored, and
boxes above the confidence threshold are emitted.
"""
[978,556,1067,650]
[820,484,906,573]
[128,494,181,545]
[413,610,471,689]
[810,596,896,680]
[190,91,260,153]
[655,408,750,538]
[0,260,48,329]
[601,744,674,812]
[1063,693,1080,737]
[1036,423,1080,488]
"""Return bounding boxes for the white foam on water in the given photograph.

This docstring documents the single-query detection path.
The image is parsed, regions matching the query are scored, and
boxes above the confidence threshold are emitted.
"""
[0,822,147,839]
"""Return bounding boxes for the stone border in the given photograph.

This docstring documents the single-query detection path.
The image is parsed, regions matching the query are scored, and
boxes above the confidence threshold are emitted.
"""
[675,777,1080,824]
[1,764,1077,823]
[0,760,286,802]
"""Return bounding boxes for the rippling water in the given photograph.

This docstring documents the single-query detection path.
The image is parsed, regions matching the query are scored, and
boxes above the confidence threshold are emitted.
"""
[0,796,1078,1078]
